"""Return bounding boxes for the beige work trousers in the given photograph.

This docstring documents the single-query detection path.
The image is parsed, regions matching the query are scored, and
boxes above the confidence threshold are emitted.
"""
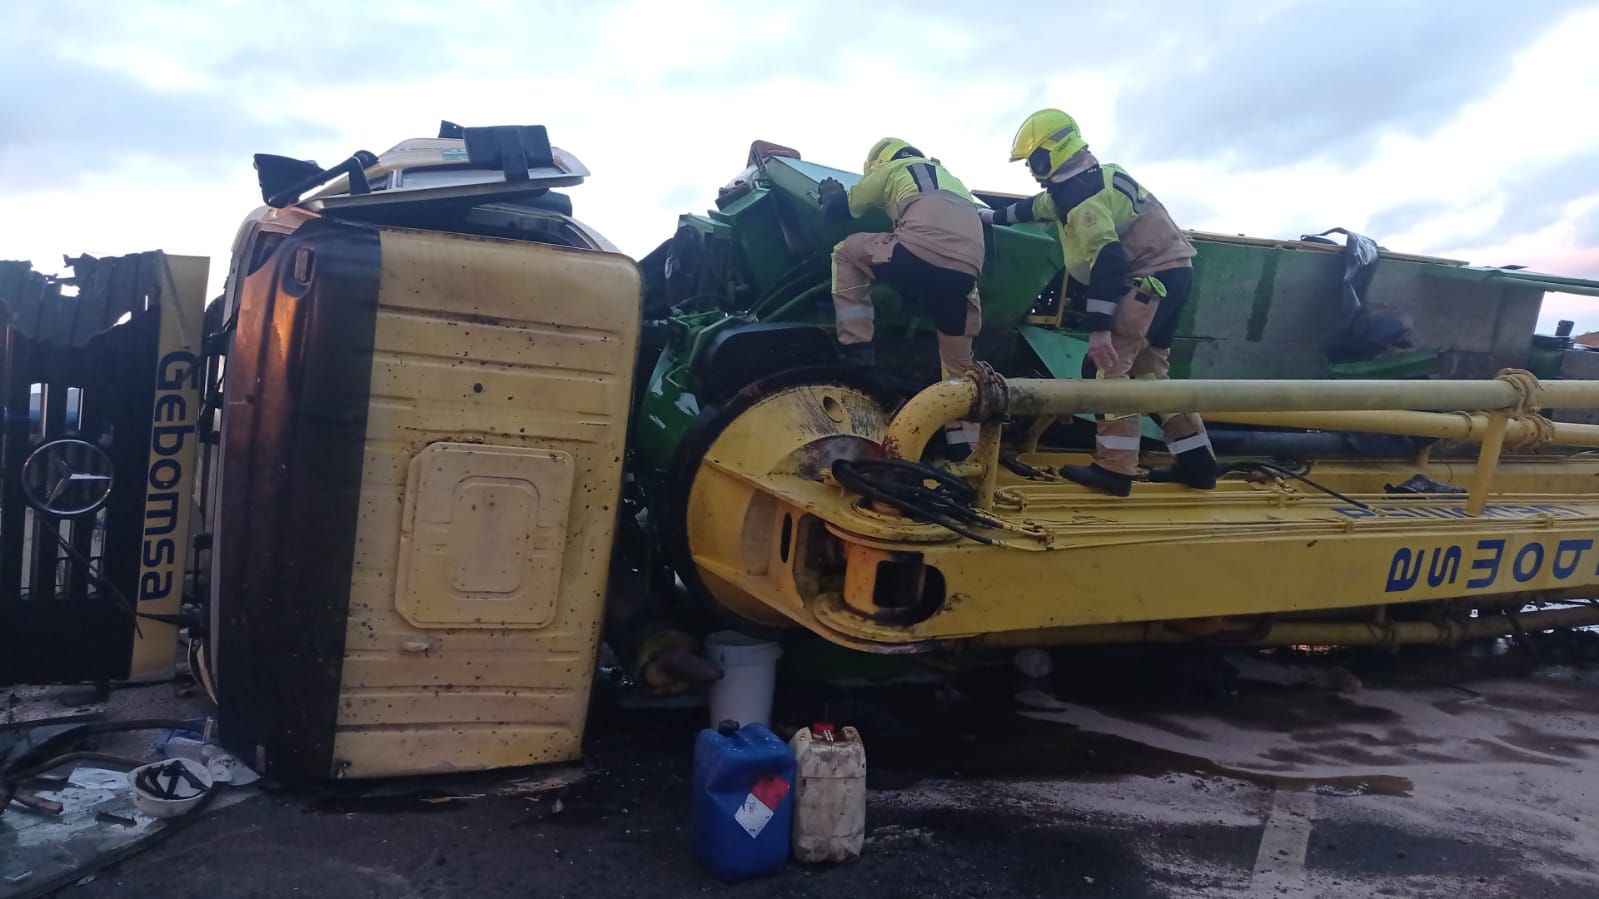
[1094,288,1210,476]
[832,231,984,452]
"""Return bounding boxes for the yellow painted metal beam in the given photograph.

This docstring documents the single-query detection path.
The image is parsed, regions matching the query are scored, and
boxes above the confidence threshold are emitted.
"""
[1210,410,1599,448]
[1000,374,1599,415]
[882,372,1599,461]
[1467,412,1510,516]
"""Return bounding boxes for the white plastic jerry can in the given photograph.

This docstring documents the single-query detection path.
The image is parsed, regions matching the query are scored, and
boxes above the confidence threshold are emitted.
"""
[787,722,867,863]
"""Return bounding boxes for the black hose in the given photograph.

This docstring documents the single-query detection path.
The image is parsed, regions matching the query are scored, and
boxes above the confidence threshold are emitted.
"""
[1219,460,1370,509]
[1209,428,1430,460]
[6,751,147,785]
[999,455,1050,480]
[832,458,1000,545]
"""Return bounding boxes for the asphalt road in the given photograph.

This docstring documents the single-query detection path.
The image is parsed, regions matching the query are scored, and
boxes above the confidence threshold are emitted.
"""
[55,639,1599,898]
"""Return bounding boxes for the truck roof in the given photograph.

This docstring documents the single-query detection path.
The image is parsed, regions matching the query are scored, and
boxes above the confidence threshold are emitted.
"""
[302,135,591,210]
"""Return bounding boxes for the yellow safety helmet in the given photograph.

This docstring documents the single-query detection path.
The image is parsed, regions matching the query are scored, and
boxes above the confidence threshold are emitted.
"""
[1009,109,1088,181]
[863,137,924,174]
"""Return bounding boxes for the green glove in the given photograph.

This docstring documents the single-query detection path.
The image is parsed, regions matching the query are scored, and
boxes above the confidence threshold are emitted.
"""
[1133,274,1168,299]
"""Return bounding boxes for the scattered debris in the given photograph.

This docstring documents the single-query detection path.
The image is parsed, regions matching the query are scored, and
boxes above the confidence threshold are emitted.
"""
[167,745,255,786]
[419,794,484,804]
[1226,653,1363,694]
[866,824,934,850]
[9,789,65,816]
[0,699,259,899]
[68,768,131,791]
[500,766,587,797]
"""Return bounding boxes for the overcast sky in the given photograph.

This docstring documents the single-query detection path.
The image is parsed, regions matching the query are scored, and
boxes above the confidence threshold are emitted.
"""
[5,0,1599,331]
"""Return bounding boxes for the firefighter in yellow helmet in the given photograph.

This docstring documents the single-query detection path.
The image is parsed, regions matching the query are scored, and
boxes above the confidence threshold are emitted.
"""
[984,110,1214,495]
[818,138,987,458]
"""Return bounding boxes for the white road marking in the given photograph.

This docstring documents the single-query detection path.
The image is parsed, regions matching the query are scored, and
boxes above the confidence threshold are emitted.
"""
[1250,789,1317,896]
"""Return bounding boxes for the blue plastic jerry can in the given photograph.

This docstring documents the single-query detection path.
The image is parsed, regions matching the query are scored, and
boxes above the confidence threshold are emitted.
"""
[691,720,796,881]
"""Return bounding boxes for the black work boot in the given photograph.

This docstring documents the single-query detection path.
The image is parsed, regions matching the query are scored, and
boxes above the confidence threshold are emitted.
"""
[1147,449,1218,490]
[839,342,875,368]
[1058,463,1133,497]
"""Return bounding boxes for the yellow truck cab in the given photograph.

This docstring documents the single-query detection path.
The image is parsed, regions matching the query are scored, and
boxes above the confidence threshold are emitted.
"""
[211,124,641,780]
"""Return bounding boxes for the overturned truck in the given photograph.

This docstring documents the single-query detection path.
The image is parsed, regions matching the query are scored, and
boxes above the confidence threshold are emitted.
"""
[6,123,1599,781]
[631,142,1599,653]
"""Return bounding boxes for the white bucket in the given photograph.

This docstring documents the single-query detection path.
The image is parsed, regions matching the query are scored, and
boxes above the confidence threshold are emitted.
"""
[704,631,782,728]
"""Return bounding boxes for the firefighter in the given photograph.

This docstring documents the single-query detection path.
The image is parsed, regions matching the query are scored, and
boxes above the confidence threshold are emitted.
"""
[984,109,1215,496]
[818,138,986,458]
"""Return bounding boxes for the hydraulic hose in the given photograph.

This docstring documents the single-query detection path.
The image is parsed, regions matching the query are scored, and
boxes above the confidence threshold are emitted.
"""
[831,458,1000,544]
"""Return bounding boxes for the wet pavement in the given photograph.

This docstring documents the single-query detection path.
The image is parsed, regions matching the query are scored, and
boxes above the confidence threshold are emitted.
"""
[33,637,1599,898]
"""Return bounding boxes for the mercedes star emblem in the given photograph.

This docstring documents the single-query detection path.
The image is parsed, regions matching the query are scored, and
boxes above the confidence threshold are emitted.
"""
[21,438,116,518]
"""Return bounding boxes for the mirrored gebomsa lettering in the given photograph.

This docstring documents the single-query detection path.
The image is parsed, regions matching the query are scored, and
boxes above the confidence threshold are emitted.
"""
[1385,537,1598,594]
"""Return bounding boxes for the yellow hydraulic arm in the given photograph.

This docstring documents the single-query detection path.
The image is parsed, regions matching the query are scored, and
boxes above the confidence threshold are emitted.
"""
[681,370,1599,652]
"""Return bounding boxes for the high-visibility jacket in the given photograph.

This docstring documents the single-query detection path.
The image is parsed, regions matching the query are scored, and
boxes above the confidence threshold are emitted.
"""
[992,156,1194,331]
[847,157,978,217]
[824,157,986,277]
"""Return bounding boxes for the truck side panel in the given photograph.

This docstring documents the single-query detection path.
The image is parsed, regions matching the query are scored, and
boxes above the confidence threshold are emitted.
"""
[217,221,640,780]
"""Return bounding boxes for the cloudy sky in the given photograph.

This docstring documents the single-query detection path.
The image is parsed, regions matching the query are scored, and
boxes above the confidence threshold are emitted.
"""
[5,0,1599,330]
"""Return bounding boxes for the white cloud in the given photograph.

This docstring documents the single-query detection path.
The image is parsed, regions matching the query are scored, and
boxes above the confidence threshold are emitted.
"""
[3,0,1598,336]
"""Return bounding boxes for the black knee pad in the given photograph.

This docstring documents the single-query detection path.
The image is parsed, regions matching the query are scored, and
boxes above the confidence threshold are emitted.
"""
[932,290,969,336]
